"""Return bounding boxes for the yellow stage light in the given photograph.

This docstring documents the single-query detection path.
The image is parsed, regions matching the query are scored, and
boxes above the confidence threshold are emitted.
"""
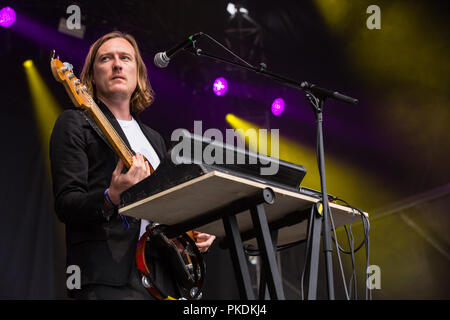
[225,113,396,211]
[313,0,449,150]
[23,60,62,172]
[23,59,33,68]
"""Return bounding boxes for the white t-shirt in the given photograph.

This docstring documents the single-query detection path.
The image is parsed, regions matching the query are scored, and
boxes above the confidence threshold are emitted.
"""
[117,117,161,238]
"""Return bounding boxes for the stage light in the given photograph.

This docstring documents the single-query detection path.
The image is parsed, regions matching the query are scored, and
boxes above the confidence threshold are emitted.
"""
[23,60,62,172]
[213,77,228,96]
[271,98,285,116]
[0,6,16,28]
[314,0,449,154]
[226,3,248,16]
[226,3,237,15]
[226,113,394,216]
[23,59,33,68]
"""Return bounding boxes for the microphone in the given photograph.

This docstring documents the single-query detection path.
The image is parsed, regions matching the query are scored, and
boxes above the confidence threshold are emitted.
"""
[301,81,358,105]
[154,33,203,68]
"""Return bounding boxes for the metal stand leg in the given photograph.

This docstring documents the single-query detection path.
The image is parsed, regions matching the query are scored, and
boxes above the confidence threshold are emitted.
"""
[258,263,268,300]
[258,229,278,300]
[307,202,323,300]
[251,203,285,300]
[223,214,255,300]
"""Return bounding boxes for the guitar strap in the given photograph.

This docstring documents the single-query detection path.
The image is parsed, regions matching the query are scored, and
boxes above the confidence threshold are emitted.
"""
[78,108,118,155]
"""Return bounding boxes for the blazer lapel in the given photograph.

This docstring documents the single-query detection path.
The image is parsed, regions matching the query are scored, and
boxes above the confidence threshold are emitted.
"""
[97,101,135,155]
[94,100,165,162]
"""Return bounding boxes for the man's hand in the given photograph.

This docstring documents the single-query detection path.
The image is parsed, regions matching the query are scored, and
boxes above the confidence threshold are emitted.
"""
[172,231,216,255]
[108,153,151,205]
[193,231,216,253]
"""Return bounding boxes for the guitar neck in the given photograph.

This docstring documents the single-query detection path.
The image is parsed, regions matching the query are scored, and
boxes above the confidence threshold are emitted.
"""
[87,101,134,169]
[50,56,134,169]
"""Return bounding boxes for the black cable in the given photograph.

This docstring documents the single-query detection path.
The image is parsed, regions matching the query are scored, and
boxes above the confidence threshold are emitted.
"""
[328,205,350,300]
[349,204,370,300]
[331,199,369,253]
[277,239,306,251]
[351,224,358,299]
[334,199,371,300]
[346,224,357,299]
[329,214,357,299]
[243,238,306,256]
[325,198,370,300]
[364,213,371,300]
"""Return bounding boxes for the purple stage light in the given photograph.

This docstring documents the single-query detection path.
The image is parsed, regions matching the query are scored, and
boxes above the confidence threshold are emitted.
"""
[271,98,285,116]
[0,7,16,28]
[213,77,228,96]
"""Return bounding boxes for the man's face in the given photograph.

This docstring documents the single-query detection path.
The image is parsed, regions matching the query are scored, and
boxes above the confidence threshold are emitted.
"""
[93,37,138,102]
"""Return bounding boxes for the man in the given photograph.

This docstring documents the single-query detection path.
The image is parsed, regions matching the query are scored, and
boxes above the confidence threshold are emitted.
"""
[50,31,215,299]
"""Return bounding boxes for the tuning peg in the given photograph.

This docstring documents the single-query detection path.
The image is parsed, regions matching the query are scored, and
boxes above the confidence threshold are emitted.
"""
[63,62,73,72]
[60,62,73,74]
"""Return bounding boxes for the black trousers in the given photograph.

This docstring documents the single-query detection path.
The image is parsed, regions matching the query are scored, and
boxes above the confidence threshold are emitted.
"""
[70,255,181,300]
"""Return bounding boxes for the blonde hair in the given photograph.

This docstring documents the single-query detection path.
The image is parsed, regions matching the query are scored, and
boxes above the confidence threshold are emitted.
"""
[80,31,155,114]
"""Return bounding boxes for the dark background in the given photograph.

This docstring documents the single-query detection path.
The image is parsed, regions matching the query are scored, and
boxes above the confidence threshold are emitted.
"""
[0,0,449,299]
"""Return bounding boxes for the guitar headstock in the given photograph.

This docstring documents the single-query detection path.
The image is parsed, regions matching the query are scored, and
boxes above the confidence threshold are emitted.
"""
[50,51,93,111]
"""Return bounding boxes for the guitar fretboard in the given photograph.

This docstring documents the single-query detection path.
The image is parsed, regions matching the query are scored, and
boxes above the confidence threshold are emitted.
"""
[86,98,134,169]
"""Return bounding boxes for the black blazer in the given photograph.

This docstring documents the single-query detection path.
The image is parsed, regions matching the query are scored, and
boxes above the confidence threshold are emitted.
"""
[50,101,166,287]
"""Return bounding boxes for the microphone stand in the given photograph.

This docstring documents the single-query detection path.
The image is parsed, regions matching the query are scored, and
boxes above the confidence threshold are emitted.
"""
[182,39,358,300]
